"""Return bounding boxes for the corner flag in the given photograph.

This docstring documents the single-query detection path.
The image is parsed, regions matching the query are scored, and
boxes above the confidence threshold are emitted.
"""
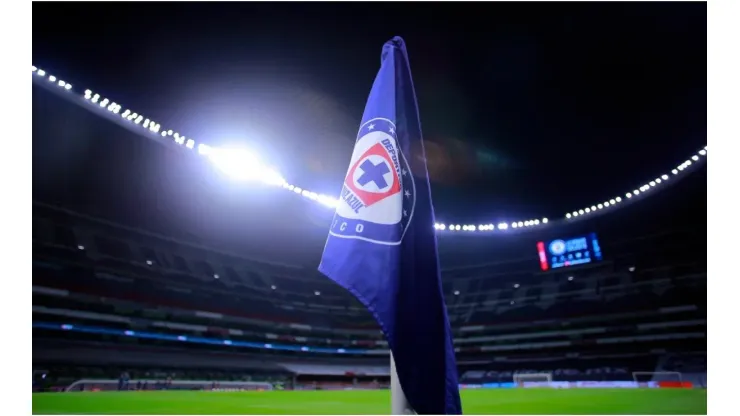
[318,37,463,415]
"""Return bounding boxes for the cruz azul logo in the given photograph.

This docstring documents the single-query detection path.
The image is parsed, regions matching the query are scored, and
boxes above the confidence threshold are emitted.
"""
[330,118,416,245]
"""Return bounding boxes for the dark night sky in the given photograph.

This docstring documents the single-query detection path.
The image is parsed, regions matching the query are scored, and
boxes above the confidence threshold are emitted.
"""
[32,1,707,228]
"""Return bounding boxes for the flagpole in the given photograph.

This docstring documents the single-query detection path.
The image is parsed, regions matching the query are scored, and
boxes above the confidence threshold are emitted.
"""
[391,352,414,414]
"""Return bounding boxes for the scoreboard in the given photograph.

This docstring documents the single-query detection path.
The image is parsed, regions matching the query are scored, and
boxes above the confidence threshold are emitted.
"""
[536,233,603,271]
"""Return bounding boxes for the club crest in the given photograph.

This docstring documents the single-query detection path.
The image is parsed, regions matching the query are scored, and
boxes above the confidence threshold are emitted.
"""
[331,118,416,245]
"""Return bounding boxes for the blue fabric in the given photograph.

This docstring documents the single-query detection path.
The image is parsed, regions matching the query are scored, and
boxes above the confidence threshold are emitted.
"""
[318,36,462,415]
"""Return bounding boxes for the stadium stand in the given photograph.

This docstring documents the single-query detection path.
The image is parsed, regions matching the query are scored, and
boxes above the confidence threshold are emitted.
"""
[32,68,706,393]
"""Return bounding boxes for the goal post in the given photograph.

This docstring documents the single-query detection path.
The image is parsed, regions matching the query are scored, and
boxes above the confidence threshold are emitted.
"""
[632,371,683,386]
[513,372,553,388]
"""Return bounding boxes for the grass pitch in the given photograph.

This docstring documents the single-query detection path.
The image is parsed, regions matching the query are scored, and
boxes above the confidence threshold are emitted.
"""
[32,388,707,414]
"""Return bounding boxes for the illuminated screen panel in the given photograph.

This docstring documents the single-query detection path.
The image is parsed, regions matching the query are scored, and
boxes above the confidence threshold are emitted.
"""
[536,233,603,271]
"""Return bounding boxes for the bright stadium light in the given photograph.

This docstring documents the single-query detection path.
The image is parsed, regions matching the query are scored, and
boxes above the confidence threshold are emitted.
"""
[208,146,285,186]
[692,155,699,161]
[699,149,707,156]
[542,218,548,224]
[498,223,508,230]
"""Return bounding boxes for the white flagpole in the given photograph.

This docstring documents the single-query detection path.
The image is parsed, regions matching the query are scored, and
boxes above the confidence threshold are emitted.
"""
[391,352,415,414]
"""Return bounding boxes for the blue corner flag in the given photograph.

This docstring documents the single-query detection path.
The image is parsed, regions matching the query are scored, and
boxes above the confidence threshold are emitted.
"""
[318,37,462,415]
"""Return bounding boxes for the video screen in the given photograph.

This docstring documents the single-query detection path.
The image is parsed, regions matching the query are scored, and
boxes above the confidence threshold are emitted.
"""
[536,233,603,271]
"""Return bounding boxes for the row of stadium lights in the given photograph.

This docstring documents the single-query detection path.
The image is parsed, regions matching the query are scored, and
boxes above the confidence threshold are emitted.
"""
[565,148,707,220]
[32,65,708,232]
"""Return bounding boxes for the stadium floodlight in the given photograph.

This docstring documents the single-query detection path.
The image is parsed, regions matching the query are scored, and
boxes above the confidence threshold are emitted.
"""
[626,192,632,198]
[568,276,574,281]
[512,223,518,228]
[454,290,460,295]
[542,218,548,223]
[208,146,286,186]
[213,274,219,279]
[439,224,446,230]
[65,83,72,90]
[498,223,508,230]
[566,213,571,218]
[37,69,46,76]
[517,221,524,227]
[633,190,640,196]
[655,178,662,184]
[314,291,321,296]
[649,181,656,187]
[692,155,699,161]
[584,208,591,213]
[488,223,494,229]
[32,65,37,72]
[661,174,669,180]
[513,283,520,288]
[699,149,707,156]
[271,285,277,290]
[49,75,57,82]
[513,373,553,387]
[604,202,610,207]
[615,197,621,202]
[77,245,85,251]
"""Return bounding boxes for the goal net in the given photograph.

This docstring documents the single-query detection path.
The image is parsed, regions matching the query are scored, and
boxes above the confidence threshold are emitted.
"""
[632,371,683,387]
[513,372,553,388]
